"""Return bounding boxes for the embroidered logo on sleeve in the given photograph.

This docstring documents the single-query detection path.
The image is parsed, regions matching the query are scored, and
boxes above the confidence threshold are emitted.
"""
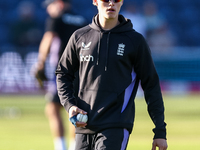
[117,43,125,56]
[81,42,91,51]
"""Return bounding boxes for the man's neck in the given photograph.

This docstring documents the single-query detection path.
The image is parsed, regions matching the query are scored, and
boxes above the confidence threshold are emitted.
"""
[98,15,119,31]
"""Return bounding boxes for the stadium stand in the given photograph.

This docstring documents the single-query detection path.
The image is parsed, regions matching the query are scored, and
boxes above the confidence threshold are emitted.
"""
[0,0,200,94]
[0,0,199,46]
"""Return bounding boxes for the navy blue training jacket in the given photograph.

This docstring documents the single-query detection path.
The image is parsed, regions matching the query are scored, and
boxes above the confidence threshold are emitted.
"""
[56,14,167,139]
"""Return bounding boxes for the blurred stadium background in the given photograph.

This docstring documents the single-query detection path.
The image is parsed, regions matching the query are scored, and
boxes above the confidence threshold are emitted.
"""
[0,0,200,149]
[0,0,200,94]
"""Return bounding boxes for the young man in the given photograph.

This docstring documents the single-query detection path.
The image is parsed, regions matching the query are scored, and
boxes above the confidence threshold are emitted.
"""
[56,0,168,149]
[34,0,87,150]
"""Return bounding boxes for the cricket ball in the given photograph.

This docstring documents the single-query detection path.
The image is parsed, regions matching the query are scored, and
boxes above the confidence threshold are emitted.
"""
[77,114,88,123]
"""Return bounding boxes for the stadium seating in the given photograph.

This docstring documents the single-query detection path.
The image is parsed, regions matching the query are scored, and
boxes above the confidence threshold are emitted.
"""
[0,0,199,47]
[0,0,199,93]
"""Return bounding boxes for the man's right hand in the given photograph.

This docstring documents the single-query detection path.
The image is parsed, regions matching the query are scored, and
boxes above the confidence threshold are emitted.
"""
[69,106,87,127]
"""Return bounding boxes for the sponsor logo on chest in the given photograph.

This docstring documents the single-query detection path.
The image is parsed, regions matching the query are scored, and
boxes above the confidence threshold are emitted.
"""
[80,41,94,62]
[81,42,91,51]
[80,54,94,62]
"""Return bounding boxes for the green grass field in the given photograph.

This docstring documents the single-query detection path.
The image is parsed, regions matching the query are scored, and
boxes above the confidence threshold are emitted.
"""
[0,94,200,150]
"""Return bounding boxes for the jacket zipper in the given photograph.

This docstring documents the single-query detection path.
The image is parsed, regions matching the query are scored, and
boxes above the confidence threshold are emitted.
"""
[105,32,110,71]
[96,32,110,71]
[96,32,101,65]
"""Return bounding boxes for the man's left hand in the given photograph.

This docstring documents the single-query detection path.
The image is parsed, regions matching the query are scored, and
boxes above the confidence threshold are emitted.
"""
[152,139,168,150]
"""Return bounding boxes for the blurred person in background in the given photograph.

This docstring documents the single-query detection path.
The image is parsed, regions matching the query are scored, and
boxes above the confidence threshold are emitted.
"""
[121,2,147,37]
[143,1,166,38]
[143,1,176,49]
[11,1,42,47]
[34,0,87,150]
[147,24,177,49]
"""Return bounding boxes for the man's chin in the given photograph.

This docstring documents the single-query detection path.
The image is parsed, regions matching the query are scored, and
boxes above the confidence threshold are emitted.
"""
[105,14,117,20]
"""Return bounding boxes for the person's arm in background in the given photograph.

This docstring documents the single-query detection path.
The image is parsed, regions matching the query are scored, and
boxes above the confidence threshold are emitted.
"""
[34,31,57,87]
[37,31,56,70]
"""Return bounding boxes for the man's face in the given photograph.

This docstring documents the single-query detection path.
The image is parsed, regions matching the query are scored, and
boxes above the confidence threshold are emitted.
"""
[94,0,123,20]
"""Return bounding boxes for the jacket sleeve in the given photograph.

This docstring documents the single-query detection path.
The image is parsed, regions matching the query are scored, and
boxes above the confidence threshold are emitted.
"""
[55,33,79,112]
[134,35,167,139]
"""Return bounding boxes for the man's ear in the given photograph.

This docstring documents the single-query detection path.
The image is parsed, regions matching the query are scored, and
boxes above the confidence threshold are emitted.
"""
[93,0,98,6]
